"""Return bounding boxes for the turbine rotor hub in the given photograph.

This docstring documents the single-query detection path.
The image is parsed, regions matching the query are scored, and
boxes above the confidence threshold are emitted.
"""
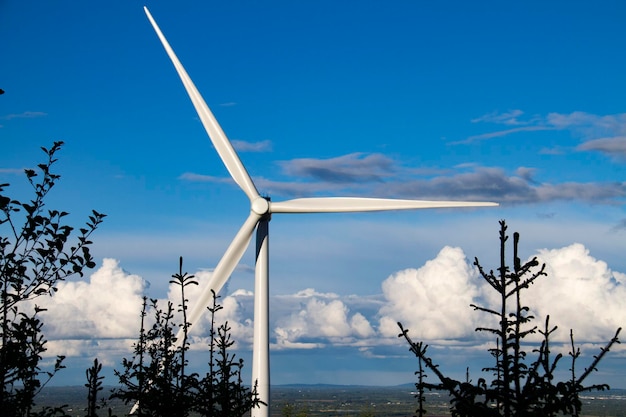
[251,197,270,215]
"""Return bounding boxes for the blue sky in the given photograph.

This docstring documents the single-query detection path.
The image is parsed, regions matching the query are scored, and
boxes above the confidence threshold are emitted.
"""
[1,0,626,391]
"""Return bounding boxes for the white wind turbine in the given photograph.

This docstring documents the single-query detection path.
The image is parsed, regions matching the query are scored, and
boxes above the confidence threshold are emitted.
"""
[144,7,496,417]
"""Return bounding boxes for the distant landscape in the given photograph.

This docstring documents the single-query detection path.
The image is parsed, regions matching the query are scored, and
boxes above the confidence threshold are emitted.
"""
[36,385,626,417]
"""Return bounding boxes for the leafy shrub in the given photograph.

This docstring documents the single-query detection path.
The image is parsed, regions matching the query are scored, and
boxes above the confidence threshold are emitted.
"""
[0,142,105,417]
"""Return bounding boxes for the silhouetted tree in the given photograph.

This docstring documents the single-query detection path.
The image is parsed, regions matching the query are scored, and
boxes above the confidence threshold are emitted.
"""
[112,258,261,417]
[85,358,106,417]
[398,220,621,417]
[0,142,105,416]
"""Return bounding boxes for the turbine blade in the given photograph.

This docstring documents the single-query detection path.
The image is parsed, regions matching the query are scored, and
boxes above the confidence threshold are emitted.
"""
[144,7,259,201]
[270,197,498,213]
[184,211,260,336]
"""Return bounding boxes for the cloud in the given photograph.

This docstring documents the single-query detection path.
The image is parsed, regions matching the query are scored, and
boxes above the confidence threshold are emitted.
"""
[2,111,47,120]
[534,181,626,202]
[32,257,379,355]
[546,112,626,136]
[460,109,551,144]
[177,103,626,204]
[34,261,256,358]
[465,110,626,155]
[178,152,397,197]
[274,290,375,349]
[379,167,626,204]
[612,218,626,231]
[180,161,626,204]
[291,288,340,299]
[279,153,395,183]
[248,176,355,197]
[515,167,537,183]
[178,170,353,196]
[0,168,24,175]
[25,237,626,382]
[577,136,626,158]
[45,339,134,366]
[539,145,569,155]
[232,139,272,152]
[471,109,528,125]
[524,244,626,343]
[375,240,626,366]
[179,172,234,184]
[377,246,480,340]
[384,167,533,201]
[460,126,551,144]
[178,172,350,197]
[36,258,147,340]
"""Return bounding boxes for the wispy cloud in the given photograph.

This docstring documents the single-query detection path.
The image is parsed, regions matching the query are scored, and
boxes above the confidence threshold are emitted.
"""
[577,136,626,158]
[180,153,626,204]
[546,112,626,136]
[539,145,569,155]
[545,112,626,159]
[178,172,350,197]
[612,218,626,231]
[464,110,626,157]
[178,173,234,184]
[457,109,551,144]
[249,176,356,197]
[279,153,395,183]
[471,109,536,126]
[0,168,24,175]
[232,139,272,152]
[380,167,626,204]
[459,125,551,144]
[2,111,47,120]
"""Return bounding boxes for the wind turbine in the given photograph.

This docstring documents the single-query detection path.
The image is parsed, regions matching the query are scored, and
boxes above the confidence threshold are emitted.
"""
[144,7,497,417]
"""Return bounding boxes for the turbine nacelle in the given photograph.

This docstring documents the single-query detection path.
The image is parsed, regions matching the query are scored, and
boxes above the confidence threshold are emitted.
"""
[251,197,271,216]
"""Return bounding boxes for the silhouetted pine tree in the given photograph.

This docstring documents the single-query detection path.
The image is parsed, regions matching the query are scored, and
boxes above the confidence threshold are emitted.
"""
[112,258,261,417]
[398,220,621,417]
[85,358,107,417]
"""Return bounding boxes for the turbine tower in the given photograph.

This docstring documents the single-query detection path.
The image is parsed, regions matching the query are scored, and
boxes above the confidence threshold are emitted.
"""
[144,7,497,417]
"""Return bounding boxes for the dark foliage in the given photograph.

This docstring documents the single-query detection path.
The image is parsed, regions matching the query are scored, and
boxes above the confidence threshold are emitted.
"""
[398,220,621,417]
[112,258,262,417]
[85,358,107,417]
[0,142,105,416]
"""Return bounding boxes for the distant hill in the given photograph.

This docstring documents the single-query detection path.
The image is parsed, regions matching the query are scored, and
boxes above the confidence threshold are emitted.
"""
[273,382,416,389]
[34,385,626,417]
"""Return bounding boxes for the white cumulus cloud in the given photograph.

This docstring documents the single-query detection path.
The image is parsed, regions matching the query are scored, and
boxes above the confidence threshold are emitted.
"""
[375,240,625,361]
[524,243,626,342]
[378,246,480,340]
[37,258,147,340]
[274,293,375,349]
[27,240,626,368]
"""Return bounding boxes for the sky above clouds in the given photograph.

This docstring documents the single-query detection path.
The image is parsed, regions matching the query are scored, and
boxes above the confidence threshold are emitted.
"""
[1,0,626,388]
